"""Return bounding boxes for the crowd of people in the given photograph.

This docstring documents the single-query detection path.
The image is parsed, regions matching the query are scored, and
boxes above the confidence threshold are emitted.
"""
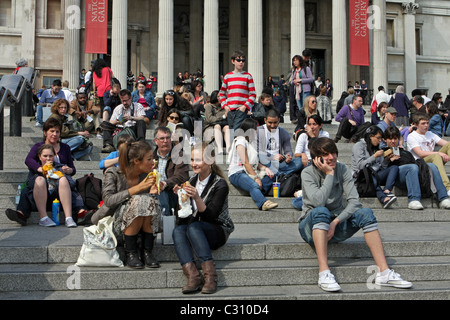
[11,49,450,295]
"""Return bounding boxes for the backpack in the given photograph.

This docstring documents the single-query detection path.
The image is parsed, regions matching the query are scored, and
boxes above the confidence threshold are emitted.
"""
[266,173,302,197]
[354,165,377,198]
[76,173,103,210]
[415,158,434,198]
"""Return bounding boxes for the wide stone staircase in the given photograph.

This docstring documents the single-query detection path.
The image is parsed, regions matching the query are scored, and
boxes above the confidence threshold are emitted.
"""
[1,106,450,300]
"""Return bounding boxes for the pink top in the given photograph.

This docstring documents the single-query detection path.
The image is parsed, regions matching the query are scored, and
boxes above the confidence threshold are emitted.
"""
[93,67,112,97]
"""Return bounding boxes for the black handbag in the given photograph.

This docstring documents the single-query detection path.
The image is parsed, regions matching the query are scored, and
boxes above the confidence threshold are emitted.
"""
[266,173,302,197]
[354,165,377,197]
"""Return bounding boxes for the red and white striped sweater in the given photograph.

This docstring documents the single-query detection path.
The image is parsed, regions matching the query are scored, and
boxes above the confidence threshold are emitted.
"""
[219,71,257,111]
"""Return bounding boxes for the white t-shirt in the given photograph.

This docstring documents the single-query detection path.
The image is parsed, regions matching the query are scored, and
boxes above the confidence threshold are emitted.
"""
[228,136,258,177]
[407,130,441,159]
[294,130,330,160]
[111,102,146,127]
[263,125,280,158]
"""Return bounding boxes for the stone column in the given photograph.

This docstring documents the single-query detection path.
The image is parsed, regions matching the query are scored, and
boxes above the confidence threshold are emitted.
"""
[291,0,306,58]
[204,0,219,94]
[248,0,264,97]
[157,0,174,97]
[228,0,241,72]
[63,0,80,90]
[372,0,388,91]
[111,0,128,89]
[332,0,348,102]
[21,0,36,68]
[190,0,203,74]
[403,2,419,95]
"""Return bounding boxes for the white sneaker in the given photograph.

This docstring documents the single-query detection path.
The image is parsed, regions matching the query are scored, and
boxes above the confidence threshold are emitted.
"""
[39,217,56,227]
[318,270,341,292]
[65,217,77,228]
[375,269,412,289]
[35,122,43,127]
[447,189,450,197]
[440,198,450,209]
[408,200,424,210]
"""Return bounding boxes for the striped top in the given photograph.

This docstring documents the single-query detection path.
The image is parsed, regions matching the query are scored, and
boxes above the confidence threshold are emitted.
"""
[219,71,257,111]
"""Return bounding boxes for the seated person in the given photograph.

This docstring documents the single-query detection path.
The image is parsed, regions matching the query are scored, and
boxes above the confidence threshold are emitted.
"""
[334,95,365,143]
[257,108,304,181]
[383,126,450,210]
[204,90,231,155]
[228,119,278,211]
[172,142,234,294]
[351,126,399,209]
[294,115,330,168]
[99,141,161,269]
[69,87,101,136]
[6,144,85,228]
[251,93,275,126]
[408,113,450,195]
[48,98,93,160]
[299,138,412,292]
[101,89,147,153]
[294,95,321,137]
[99,134,135,173]
[132,81,157,121]
[102,83,121,122]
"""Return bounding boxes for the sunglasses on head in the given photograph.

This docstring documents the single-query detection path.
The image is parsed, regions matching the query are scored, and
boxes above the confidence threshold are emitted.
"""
[165,90,175,96]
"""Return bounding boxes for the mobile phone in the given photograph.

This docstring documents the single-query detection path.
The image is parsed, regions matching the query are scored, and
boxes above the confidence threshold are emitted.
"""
[320,157,324,163]
[392,147,400,156]
[279,155,286,163]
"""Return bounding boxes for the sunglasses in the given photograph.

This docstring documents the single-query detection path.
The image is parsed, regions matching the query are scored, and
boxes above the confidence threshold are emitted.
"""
[311,100,317,104]
[165,90,175,96]
[235,59,246,63]
[169,116,179,121]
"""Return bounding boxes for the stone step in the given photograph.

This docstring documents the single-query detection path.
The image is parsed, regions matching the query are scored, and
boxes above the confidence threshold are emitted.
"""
[1,222,449,264]
[0,256,448,293]
[1,280,448,300]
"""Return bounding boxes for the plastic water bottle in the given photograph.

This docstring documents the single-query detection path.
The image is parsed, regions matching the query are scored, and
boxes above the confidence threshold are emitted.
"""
[52,199,61,226]
[15,184,21,205]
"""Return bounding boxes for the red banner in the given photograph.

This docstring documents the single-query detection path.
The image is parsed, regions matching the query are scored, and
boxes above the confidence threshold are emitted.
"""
[349,0,369,66]
[85,0,108,54]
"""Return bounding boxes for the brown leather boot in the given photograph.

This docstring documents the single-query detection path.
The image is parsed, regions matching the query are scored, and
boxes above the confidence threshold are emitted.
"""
[201,260,217,294]
[182,262,203,294]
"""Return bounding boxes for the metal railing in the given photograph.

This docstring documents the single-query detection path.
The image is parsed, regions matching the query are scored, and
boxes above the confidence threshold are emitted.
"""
[0,67,39,170]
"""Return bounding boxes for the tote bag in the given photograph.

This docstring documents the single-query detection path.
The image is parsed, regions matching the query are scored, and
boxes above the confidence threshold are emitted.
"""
[76,216,124,267]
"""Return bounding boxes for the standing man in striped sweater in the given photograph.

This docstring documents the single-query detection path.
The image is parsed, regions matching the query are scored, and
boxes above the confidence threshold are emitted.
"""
[219,50,257,131]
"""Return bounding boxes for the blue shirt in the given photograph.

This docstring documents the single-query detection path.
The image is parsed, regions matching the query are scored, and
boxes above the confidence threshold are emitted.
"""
[39,89,66,104]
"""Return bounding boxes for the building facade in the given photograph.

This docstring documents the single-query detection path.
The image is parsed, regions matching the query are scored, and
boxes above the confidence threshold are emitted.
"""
[0,0,449,101]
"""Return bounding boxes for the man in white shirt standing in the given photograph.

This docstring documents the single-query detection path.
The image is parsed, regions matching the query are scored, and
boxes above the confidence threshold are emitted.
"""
[408,113,450,195]
[373,86,391,107]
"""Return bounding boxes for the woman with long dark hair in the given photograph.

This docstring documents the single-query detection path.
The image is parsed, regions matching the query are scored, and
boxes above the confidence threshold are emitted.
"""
[351,126,399,209]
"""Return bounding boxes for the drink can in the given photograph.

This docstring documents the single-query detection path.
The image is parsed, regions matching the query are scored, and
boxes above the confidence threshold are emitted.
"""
[273,182,280,198]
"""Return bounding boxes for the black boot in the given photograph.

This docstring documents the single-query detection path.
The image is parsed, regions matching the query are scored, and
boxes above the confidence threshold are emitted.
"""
[124,235,144,269]
[143,232,160,268]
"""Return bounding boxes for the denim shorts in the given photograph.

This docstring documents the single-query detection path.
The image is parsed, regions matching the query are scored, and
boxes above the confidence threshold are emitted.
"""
[298,206,378,246]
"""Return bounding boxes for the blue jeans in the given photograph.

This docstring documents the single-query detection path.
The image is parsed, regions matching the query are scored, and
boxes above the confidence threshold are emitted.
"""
[428,163,449,201]
[229,171,268,209]
[373,165,399,203]
[36,105,44,124]
[292,197,303,210]
[158,189,178,216]
[227,109,248,131]
[298,206,378,246]
[395,164,421,202]
[264,157,304,177]
[62,136,92,160]
[296,91,311,111]
[173,222,225,266]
